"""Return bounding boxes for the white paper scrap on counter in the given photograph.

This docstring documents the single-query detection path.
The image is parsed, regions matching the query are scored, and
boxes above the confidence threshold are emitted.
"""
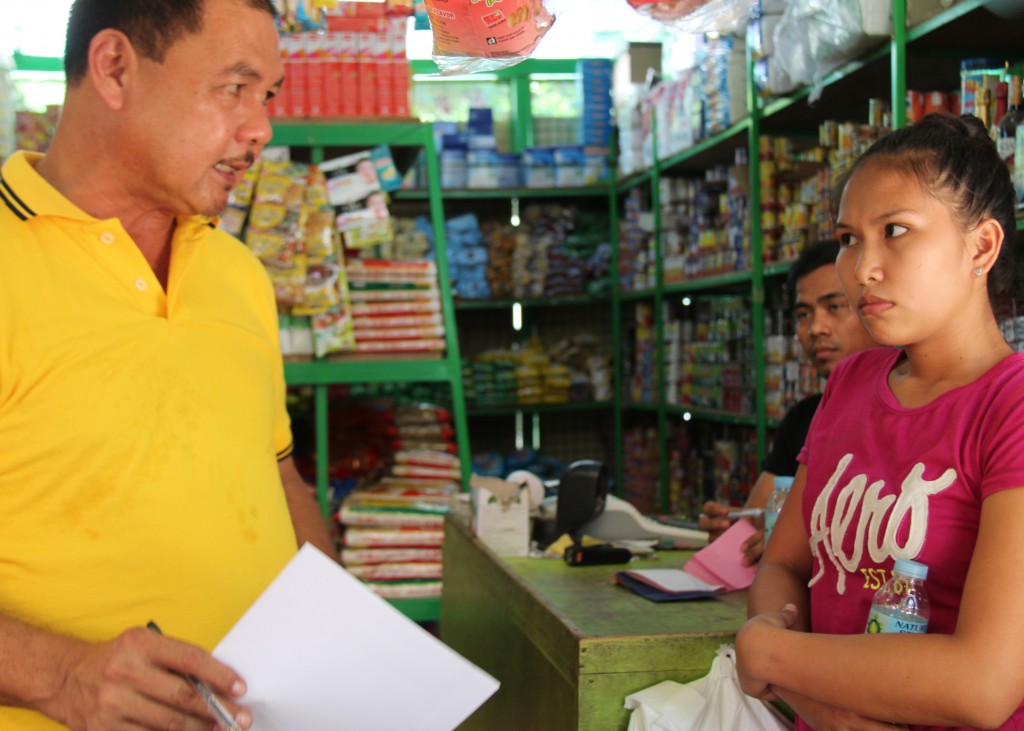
[214,543,499,731]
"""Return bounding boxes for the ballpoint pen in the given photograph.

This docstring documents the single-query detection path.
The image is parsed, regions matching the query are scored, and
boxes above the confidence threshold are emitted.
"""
[724,508,765,519]
[146,622,242,731]
[698,507,765,520]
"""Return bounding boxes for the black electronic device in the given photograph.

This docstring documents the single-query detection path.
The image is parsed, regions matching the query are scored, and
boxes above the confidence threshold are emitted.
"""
[563,544,632,567]
[554,460,609,542]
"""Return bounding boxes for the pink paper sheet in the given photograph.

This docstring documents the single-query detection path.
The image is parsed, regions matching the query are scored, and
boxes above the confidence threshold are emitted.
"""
[683,519,759,591]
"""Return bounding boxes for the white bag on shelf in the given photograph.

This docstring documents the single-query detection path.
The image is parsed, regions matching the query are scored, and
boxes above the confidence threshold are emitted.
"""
[771,0,882,98]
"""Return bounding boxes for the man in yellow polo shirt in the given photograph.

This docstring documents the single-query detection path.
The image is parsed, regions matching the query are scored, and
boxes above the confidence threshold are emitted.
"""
[0,1,334,729]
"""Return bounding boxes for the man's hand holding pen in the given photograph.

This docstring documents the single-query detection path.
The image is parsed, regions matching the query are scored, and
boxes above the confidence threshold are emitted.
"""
[698,500,767,566]
[44,625,249,731]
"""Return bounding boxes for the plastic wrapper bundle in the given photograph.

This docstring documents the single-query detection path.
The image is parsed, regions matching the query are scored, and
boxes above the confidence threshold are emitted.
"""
[624,645,792,731]
[424,0,558,75]
[626,0,755,35]
[770,0,883,99]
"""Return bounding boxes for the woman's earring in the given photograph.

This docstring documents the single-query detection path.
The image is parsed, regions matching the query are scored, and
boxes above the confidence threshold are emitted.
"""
[974,267,985,277]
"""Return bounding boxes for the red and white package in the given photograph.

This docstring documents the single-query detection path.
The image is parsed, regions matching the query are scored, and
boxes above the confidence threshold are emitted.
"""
[424,0,557,76]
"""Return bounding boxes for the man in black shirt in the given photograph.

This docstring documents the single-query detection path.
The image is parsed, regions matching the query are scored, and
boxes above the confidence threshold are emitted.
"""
[699,239,877,563]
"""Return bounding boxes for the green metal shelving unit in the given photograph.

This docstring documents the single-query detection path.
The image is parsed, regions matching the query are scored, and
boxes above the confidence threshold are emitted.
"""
[272,120,472,504]
[272,121,470,623]
[441,180,620,467]
[612,0,1024,513]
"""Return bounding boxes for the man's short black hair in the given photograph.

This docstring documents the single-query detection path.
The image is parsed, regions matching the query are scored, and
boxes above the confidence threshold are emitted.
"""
[64,0,278,85]
[786,239,841,310]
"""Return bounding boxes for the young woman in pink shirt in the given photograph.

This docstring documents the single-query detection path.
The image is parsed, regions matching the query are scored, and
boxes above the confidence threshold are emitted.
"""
[737,113,1024,731]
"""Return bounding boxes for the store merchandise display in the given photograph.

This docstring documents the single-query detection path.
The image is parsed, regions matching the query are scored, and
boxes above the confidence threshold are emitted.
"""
[221,147,451,359]
[577,58,614,150]
[628,301,657,404]
[618,188,657,292]
[445,213,491,300]
[333,401,459,600]
[434,97,610,190]
[667,297,754,414]
[622,423,660,514]
[463,333,612,408]
[661,162,749,282]
[670,423,759,516]
[347,259,446,355]
[270,1,412,119]
[437,206,611,302]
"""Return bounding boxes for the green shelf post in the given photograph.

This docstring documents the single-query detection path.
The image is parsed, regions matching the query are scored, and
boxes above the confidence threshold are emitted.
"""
[748,35,768,468]
[891,0,908,130]
[422,127,473,486]
[649,116,671,512]
[314,384,330,517]
[610,168,624,496]
[511,74,534,154]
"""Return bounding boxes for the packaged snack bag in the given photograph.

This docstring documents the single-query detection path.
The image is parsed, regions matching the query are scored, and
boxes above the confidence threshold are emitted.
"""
[626,0,753,34]
[424,0,556,75]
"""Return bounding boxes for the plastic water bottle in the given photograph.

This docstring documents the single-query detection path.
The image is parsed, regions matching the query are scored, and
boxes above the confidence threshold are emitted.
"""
[763,475,793,543]
[865,558,930,634]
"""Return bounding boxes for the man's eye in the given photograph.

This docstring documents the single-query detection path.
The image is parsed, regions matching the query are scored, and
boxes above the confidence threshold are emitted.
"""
[885,223,908,238]
[226,83,242,95]
[838,233,856,248]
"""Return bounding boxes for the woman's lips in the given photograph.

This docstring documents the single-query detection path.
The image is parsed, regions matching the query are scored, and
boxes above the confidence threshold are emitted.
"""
[858,296,893,317]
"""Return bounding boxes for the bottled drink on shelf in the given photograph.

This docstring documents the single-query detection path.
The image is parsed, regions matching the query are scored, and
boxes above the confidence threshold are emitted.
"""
[998,75,1023,169]
[763,475,793,543]
[865,558,931,635]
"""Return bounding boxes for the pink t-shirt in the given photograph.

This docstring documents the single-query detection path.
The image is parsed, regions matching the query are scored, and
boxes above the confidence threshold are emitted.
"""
[796,347,1024,731]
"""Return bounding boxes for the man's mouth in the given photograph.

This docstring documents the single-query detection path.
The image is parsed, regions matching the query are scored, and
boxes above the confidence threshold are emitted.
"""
[214,152,256,176]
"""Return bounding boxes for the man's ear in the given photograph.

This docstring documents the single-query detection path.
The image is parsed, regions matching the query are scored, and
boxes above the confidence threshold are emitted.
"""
[87,29,136,111]
[970,217,1004,276]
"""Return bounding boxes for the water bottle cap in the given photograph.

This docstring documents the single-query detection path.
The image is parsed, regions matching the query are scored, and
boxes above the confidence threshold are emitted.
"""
[773,476,794,491]
[893,558,928,580]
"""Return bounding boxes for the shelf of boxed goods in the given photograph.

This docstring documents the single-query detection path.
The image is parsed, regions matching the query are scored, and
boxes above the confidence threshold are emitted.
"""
[613,155,663,498]
[637,101,767,514]
[431,183,620,470]
[269,121,471,622]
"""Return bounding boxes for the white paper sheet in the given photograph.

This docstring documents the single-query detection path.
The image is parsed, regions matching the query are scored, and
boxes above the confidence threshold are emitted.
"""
[214,544,499,731]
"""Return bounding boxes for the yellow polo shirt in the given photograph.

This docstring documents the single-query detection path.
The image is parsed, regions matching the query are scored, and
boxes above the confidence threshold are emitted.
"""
[0,152,298,730]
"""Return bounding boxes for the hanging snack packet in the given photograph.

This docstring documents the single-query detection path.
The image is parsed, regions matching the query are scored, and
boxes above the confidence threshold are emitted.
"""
[625,0,754,34]
[424,0,556,76]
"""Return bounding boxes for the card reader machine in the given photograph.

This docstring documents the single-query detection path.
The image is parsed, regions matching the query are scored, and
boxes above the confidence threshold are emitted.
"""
[545,460,709,549]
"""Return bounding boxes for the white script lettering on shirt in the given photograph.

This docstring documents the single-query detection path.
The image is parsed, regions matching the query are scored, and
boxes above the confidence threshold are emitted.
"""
[808,454,956,594]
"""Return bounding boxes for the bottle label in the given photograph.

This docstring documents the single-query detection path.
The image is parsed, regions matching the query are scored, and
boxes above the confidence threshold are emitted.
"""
[998,136,1015,162]
[865,605,927,634]
[764,511,779,542]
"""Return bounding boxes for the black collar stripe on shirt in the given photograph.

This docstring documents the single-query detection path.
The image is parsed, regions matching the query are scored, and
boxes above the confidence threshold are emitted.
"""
[0,176,35,220]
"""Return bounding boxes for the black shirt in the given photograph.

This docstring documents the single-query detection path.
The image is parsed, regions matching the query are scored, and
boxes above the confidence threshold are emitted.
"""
[761,394,822,477]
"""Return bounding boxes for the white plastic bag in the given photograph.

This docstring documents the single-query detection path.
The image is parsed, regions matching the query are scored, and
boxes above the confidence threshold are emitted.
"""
[624,645,793,731]
[770,0,875,97]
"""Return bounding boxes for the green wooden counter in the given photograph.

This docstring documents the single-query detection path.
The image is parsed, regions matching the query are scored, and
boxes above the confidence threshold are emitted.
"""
[440,516,749,731]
